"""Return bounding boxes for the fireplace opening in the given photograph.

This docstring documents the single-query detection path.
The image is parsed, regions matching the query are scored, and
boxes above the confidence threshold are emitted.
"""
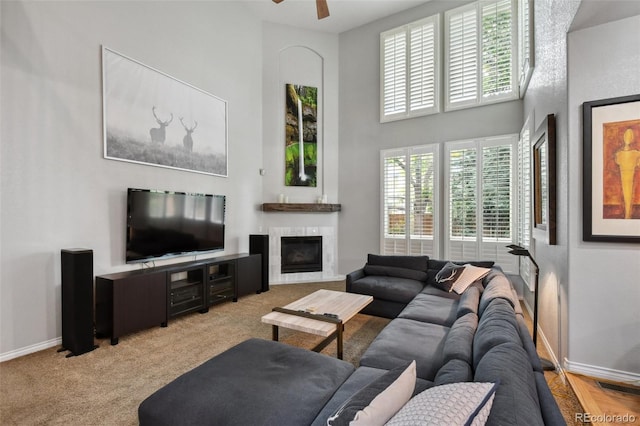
[281,236,322,273]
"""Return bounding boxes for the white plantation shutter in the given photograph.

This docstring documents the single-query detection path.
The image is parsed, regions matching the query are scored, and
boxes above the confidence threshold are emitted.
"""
[482,0,514,99]
[445,0,517,110]
[518,119,533,287]
[518,0,533,94]
[381,146,439,256]
[382,30,407,117]
[446,5,478,107]
[445,136,517,271]
[381,16,439,121]
[409,18,439,113]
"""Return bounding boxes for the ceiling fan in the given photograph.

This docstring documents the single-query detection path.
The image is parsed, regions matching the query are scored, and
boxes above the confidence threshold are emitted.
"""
[272,0,330,20]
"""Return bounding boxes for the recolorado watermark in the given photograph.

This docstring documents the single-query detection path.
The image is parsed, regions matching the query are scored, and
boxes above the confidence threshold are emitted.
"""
[575,413,637,423]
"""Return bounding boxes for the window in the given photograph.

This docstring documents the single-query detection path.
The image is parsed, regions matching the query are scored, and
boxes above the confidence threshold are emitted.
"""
[381,16,440,122]
[381,145,439,256]
[517,116,534,288]
[444,136,517,271]
[518,0,534,95]
[445,0,517,110]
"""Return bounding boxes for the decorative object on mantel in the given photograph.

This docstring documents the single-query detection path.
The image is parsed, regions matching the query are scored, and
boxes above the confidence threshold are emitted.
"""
[582,94,640,243]
[262,203,341,213]
[285,84,318,187]
[102,47,228,177]
[506,244,555,371]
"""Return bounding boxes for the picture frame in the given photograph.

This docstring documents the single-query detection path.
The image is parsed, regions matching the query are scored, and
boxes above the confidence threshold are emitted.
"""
[583,94,640,243]
[102,46,228,177]
[532,114,557,245]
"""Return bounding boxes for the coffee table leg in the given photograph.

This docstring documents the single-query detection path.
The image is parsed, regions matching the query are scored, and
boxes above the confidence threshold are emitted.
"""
[272,325,279,341]
[337,323,344,360]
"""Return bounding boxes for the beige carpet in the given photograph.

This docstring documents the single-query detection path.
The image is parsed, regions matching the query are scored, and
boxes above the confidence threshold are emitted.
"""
[0,281,581,425]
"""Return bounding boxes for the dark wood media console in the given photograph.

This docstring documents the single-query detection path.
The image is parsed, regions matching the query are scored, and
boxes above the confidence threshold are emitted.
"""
[95,253,261,345]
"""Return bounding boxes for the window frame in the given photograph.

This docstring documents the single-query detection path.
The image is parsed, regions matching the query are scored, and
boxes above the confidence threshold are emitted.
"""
[444,0,519,112]
[380,15,441,123]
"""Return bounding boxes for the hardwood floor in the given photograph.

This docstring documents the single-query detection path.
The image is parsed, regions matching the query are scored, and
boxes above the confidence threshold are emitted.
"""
[566,373,640,425]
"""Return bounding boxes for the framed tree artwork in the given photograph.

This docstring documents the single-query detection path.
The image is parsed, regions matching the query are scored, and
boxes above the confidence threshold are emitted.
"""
[583,94,640,243]
[532,114,557,245]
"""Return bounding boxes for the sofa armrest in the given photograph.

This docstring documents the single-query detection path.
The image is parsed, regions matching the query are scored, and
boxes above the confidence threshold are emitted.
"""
[346,268,365,292]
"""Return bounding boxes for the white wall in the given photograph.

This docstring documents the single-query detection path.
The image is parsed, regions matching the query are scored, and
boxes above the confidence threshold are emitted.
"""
[521,0,579,372]
[567,15,640,380]
[259,23,341,283]
[337,1,523,274]
[0,1,263,359]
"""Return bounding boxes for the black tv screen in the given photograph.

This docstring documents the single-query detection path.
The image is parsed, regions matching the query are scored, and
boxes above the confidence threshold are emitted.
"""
[126,188,225,263]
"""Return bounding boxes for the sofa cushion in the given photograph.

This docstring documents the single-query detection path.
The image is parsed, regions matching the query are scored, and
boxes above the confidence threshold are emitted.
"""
[368,254,429,271]
[327,361,416,426]
[386,381,499,426]
[443,312,478,365]
[350,276,424,304]
[138,338,355,426]
[398,293,458,326]
[473,298,520,369]
[420,284,464,300]
[434,359,474,385]
[359,318,448,381]
[364,264,428,282]
[474,342,544,426]
[479,272,518,316]
[457,285,481,317]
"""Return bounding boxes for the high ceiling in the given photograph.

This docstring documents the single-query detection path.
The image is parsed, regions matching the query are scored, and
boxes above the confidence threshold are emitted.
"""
[240,0,430,34]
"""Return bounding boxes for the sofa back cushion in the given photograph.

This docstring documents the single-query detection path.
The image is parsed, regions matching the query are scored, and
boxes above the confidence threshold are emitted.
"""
[473,298,520,370]
[478,272,518,317]
[474,342,544,425]
[368,254,429,271]
[363,264,428,282]
[443,313,478,365]
[433,359,474,385]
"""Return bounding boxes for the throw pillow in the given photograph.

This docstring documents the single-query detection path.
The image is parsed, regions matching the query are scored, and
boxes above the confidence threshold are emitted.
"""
[327,360,416,426]
[385,381,499,426]
[434,262,466,292]
[451,265,491,294]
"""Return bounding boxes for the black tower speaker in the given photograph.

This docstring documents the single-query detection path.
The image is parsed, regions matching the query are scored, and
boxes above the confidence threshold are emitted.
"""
[249,235,269,292]
[60,249,97,357]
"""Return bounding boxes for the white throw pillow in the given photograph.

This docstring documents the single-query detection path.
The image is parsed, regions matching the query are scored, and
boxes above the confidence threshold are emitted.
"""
[451,265,491,294]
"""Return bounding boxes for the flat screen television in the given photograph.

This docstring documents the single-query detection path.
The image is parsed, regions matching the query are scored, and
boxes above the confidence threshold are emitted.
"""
[126,188,225,263]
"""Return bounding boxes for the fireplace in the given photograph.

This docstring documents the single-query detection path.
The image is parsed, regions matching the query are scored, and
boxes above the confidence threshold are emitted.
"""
[281,236,323,273]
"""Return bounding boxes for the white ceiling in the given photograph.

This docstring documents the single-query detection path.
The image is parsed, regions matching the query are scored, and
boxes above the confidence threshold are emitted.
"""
[240,0,430,34]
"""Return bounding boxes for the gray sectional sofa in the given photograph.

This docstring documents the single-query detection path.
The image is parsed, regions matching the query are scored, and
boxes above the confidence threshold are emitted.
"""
[139,254,565,426]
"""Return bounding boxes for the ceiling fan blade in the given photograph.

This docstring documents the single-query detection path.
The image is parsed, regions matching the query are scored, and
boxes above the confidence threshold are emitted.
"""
[316,0,330,19]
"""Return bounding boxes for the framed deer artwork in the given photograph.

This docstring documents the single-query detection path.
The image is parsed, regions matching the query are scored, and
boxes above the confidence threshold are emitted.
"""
[102,47,228,177]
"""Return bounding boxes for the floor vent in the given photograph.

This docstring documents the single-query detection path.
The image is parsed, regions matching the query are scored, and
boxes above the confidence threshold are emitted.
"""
[597,382,640,396]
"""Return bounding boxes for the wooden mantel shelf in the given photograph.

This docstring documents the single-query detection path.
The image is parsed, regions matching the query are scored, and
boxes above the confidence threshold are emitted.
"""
[262,203,341,213]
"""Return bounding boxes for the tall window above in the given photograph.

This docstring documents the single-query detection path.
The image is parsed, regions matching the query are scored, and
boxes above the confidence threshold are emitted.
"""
[381,15,440,122]
[445,0,517,110]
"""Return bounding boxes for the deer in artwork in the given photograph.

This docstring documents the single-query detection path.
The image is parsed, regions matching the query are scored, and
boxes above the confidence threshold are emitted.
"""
[150,106,173,143]
[179,117,198,152]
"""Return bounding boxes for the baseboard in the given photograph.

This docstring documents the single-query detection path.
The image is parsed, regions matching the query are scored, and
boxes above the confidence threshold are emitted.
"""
[0,337,61,363]
[564,358,640,386]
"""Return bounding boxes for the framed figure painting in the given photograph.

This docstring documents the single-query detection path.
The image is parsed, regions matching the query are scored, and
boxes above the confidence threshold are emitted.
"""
[583,94,640,242]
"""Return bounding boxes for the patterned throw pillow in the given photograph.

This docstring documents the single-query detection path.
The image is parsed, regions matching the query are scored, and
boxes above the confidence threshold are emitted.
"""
[450,265,491,294]
[385,381,499,426]
[434,262,466,292]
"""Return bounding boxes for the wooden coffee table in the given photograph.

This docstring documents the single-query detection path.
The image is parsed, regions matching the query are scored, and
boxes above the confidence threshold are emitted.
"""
[261,289,373,359]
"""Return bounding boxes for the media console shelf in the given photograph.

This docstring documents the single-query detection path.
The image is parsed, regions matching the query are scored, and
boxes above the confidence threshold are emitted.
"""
[95,253,261,345]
